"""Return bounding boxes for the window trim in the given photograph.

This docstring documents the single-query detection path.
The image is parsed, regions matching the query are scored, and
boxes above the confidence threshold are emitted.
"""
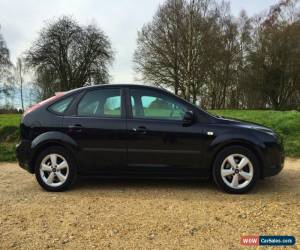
[75,87,125,119]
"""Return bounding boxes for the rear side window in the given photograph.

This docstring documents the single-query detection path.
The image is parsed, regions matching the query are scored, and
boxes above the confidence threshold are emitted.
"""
[77,89,121,117]
[48,96,73,114]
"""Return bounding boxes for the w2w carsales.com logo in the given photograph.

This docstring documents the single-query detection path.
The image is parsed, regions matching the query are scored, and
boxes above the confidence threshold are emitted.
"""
[241,235,296,246]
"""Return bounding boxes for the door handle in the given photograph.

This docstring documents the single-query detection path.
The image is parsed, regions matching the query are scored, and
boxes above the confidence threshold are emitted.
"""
[132,126,147,134]
[68,124,83,133]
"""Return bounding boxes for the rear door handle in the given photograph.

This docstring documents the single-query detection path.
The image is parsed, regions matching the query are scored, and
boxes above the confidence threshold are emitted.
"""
[68,124,83,133]
[132,126,148,134]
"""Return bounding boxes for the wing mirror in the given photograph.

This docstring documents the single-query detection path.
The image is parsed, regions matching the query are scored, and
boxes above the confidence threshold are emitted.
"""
[183,110,195,126]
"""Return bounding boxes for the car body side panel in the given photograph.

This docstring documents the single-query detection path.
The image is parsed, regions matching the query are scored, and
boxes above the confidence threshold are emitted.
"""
[16,84,285,180]
[62,116,128,173]
[125,119,209,177]
[18,108,66,172]
[198,124,285,177]
[204,125,264,162]
[20,131,78,173]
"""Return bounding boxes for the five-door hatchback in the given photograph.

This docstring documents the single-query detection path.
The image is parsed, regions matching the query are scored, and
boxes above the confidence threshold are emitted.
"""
[16,84,284,193]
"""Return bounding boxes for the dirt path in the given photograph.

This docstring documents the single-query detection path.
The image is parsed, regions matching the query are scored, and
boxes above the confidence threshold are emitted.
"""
[0,159,299,249]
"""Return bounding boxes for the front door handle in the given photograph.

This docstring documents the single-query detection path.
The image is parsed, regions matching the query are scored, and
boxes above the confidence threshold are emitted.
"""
[132,126,147,134]
[68,124,83,133]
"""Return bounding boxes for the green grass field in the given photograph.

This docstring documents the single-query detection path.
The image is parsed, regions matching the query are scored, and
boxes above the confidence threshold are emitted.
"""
[0,114,21,161]
[0,110,299,161]
[209,110,300,157]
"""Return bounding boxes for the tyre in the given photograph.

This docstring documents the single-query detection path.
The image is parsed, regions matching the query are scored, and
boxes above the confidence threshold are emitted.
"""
[212,146,260,194]
[35,146,77,192]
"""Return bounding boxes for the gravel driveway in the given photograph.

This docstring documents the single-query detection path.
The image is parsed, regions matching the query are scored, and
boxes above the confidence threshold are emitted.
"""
[0,158,299,249]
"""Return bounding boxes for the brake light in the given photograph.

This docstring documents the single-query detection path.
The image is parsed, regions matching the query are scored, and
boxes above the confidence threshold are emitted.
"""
[23,92,65,116]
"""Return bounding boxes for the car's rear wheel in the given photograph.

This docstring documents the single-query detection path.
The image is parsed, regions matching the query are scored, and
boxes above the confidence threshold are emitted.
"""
[212,146,260,194]
[35,146,77,191]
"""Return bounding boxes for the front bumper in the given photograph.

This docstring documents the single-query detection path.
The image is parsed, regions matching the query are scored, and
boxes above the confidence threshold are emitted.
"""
[16,140,34,174]
[262,142,285,178]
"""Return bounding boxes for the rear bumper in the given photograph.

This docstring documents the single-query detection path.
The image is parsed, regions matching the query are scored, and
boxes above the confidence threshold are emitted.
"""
[16,140,34,174]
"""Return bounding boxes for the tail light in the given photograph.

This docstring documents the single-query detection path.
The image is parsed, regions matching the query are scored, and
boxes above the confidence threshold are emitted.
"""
[23,92,65,116]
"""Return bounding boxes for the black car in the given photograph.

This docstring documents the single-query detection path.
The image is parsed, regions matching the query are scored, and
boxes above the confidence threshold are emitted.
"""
[16,84,284,193]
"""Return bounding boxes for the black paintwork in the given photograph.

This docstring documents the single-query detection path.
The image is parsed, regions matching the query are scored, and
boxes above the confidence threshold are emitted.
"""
[16,84,284,178]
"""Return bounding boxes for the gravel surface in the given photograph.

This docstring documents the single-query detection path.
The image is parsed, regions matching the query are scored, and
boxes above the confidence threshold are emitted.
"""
[0,159,299,249]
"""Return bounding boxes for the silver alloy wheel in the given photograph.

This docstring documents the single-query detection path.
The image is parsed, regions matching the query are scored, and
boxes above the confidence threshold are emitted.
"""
[39,153,69,187]
[221,154,254,189]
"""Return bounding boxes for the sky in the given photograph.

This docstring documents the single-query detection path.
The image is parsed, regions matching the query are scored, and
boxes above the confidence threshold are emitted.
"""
[0,0,277,84]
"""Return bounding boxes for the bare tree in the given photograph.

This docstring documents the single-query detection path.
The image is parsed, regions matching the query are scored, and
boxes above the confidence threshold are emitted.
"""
[26,16,113,98]
[204,2,240,109]
[135,0,300,110]
[134,0,185,96]
[246,0,300,109]
[134,0,241,106]
[13,57,27,111]
[0,26,12,96]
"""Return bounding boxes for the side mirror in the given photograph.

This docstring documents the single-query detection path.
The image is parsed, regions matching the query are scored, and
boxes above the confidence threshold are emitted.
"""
[183,110,194,126]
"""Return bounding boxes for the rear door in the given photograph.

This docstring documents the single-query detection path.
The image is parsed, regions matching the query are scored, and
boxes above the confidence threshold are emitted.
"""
[63,87,127,173]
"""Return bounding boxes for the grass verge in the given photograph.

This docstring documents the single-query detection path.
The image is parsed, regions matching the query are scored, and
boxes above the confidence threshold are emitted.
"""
[0,114,21,162]
[209,110,300,157]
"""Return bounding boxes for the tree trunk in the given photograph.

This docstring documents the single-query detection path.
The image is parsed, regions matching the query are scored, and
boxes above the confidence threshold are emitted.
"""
[20,81,24,111]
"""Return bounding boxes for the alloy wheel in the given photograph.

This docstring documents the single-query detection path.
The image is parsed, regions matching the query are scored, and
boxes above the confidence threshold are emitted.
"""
[220,154,254,190]
[39,153,69,187]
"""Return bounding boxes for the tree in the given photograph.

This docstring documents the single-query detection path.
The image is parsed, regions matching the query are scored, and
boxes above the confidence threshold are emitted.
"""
[134,0,216,103]
[135,0,300,110]
[134,0,241,107]
[26,16,113,98]
[246,0,300,109]
[204,2,240,109]
[13,57,27,111]
[0,26,12,96]
[134,0,185,96]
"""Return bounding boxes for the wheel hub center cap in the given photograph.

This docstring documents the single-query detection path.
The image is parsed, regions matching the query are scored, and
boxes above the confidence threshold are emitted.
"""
[234,169,239,174]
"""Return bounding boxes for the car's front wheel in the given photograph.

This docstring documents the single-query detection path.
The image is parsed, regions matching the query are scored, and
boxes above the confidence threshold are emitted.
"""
[35,146,77,191]
[213,146,260,194]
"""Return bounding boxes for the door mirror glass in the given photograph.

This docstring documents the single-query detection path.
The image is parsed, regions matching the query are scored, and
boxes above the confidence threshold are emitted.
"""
[183,110,194,125]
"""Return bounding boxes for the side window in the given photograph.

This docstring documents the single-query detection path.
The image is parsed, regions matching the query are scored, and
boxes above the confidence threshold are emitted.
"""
[49,96,73,114]
[77,89,121,117]
[130,89,187,120]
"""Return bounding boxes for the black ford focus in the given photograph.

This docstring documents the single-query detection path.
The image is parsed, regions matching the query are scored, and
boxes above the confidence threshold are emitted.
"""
[16,84,284,193]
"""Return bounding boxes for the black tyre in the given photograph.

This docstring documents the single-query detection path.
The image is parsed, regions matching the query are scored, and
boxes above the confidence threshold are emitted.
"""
[35,146,77,192]
[212,146,260,194]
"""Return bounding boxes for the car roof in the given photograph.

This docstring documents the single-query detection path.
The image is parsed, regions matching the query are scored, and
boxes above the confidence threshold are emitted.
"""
[68,83,170,94]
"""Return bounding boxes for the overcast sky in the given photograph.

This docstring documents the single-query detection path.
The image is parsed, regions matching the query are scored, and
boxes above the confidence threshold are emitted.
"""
[0,0,277,84]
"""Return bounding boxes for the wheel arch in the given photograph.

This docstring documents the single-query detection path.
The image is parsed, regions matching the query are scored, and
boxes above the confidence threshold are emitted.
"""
[209,139,265,178]
[29,132,79,173]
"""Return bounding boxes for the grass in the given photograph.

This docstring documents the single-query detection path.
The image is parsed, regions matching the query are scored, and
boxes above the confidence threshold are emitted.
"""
[209,110,300,157]
[0,114,21,162]
[0,110,299,161]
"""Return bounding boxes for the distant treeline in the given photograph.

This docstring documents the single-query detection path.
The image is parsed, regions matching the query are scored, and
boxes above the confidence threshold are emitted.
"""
[0,83,38,110]
[1,0,300,111]
[0,108,23,114]
[134,0,300,110]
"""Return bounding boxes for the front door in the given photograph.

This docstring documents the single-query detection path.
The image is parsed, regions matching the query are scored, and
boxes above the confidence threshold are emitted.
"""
[126,88,205,176]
